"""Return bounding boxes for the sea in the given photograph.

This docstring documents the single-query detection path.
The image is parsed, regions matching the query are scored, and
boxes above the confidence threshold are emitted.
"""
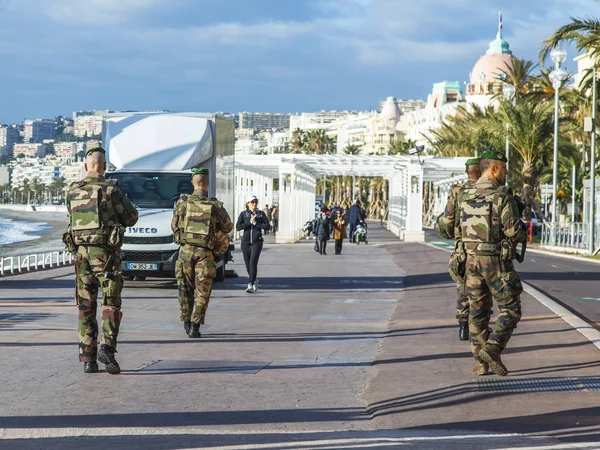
[0,217,53,246]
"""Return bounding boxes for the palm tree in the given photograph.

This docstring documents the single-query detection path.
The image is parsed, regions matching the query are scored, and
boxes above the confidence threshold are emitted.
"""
[343,144,362,155]
[388,138,417,155]
[306,130,334,154]
[30,177,42,204]
[500,58,538,102]
[50,176,67,203]
[428,105,501,157]
[540,17,600,63]
[482,101,557,217]
[290,128,306,154]
[21,178,30,204]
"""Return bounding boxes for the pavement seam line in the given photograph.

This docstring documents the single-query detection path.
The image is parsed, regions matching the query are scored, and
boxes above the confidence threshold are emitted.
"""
[422,242,600,352]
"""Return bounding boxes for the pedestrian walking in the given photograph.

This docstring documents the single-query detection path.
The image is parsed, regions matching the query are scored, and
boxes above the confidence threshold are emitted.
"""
[271,205,279,235]
[332,209,347,255]
[459,150,528,376]
[171,168,234,338]
[63,147,139,374]
[236,194,270,293]
[348,199,362,243]
[263,204,272,234]
[435,157,482,342]
[314,206,331,255]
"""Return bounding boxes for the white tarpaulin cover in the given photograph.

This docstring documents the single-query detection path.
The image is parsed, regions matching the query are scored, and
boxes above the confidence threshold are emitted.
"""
[103,113,214,171]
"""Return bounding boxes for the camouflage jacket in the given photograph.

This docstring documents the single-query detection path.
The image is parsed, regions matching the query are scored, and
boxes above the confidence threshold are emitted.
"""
[459,176,527,255]
[436,180,475,240]
[171,189,234,247]
[66,173,139,246]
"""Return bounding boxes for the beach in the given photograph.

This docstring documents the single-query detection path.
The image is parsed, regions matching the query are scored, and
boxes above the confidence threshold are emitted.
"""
[0,208,69,256]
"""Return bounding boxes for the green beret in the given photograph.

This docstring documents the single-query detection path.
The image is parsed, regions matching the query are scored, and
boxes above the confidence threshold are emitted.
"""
[479,149,508,163]
[85,146,106,157]
[192,168,209,177]
[465,157,480,166]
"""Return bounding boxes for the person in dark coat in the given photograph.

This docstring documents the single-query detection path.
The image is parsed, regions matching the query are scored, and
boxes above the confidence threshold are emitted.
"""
[348,200,362,243]
[235,194,270,293]
[314,206,331,255]
[332,209,347,255]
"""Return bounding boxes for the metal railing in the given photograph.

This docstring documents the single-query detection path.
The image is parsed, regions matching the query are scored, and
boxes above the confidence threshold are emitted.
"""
[0,248,73,277]
[541,222,600,251]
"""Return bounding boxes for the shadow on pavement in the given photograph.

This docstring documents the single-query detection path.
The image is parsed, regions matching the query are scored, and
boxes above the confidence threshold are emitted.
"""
[406,406,600,442]
[0,407,368,429]
[0,312,57,329]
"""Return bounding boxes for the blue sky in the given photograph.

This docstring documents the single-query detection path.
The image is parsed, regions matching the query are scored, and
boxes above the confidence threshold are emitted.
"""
[0,0,595,123]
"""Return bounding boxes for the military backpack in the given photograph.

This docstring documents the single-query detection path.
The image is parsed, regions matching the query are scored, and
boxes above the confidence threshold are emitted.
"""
[181,195,216,249]
[67,179,122,247]
[460,185,511,255]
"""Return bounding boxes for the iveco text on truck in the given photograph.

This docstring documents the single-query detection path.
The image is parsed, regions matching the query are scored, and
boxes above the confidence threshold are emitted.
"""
[102,112,235,282]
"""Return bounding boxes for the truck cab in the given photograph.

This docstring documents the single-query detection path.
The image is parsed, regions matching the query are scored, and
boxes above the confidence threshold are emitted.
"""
[102,112,235,282]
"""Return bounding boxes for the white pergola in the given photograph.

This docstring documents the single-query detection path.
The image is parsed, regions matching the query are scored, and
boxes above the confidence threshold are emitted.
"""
[235,154,468,243]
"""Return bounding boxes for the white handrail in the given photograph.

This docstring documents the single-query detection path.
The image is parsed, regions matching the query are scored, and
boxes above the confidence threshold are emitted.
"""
[0,248,74,277]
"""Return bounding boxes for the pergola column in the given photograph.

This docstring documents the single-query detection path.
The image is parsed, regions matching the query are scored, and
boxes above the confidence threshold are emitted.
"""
[276,163,298,243]
[403,164,425,242]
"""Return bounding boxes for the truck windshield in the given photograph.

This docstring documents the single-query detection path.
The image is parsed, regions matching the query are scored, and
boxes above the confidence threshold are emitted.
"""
[106,172,195,209]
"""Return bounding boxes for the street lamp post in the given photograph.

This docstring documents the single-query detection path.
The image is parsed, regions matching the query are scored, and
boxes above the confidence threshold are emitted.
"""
[590,67,597,254]
[549,48,568,245]
[502,84,516,185]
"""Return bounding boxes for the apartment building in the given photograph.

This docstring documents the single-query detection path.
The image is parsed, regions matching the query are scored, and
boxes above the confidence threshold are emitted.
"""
[13,143,47,158]
[239,112,291,130]
[73,110,108,137]
[23,119,55,143]
[0,124,20,158]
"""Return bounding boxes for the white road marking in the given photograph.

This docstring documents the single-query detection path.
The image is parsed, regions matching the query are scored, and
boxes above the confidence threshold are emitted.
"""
[523,283,600,351]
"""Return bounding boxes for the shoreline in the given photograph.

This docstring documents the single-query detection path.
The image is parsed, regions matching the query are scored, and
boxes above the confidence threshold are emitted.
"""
[0,209,69,256]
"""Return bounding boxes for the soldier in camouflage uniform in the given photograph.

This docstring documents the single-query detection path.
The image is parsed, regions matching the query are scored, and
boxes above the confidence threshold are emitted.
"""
[459,150,528,376]
[435,158,481,341]
[171,168,233,338]
[64,147,139,374]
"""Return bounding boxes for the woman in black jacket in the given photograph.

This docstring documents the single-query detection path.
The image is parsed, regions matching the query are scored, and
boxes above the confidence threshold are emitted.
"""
[314,206,331,255]
[236,194,270,293]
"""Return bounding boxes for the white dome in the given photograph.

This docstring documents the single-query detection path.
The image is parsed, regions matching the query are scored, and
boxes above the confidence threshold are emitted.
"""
[380,96,400,122]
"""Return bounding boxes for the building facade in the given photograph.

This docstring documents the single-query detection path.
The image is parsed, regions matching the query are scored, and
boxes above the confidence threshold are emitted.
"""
[465,19,515,111]
[0,125,20,158]
[239,112,291,130]
[23,119,55,143]
[399,81,466,146]
[13,143,47,158]
[289,111,353,132]
[73,110,109,137]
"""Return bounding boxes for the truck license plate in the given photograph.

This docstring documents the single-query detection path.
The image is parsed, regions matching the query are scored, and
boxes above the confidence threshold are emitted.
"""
[127,263,158,271]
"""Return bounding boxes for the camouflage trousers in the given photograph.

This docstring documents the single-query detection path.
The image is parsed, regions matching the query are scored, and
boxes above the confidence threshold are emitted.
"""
[465,254,523,360]
[455,282,469,323]
[74,246,123,362]
[175,244,216,324]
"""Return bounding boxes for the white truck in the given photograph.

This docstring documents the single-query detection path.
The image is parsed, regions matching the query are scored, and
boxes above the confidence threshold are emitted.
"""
[102,112,235,282]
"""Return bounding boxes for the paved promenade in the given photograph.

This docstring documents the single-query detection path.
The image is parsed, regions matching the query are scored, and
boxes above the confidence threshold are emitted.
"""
[0,224,599,449]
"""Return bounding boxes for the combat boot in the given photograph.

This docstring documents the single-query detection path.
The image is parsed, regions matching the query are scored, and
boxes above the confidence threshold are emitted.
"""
[479,344,508,376]
[98,345,121,375]
[183,321,192,336]
[189,323,201,339]
[84,362,98,373]
[458,321,469,341]
[472,360,489,376]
